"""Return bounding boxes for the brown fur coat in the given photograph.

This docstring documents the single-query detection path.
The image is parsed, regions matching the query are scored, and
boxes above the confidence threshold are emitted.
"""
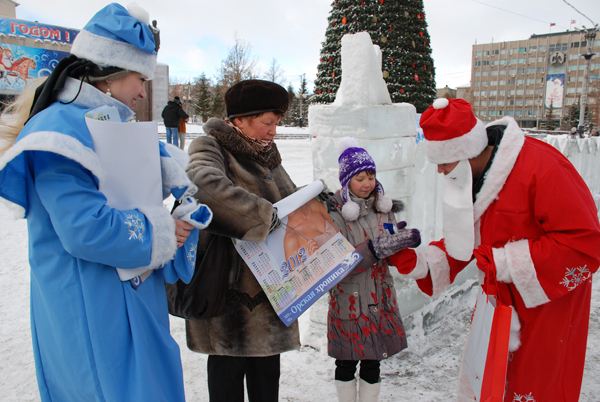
[185,117,300,356]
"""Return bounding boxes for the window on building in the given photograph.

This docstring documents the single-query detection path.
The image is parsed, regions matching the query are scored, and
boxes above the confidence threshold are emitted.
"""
[479,111,486,116]
[519,47,527,53]
[481,101,487,106]
[480,91,487,97]
[482,71,489,76]
[528,68,536,74]
[526,99,534,105]
[499,80,506,85]
[526,79,535,85]
[510,58,517,64]
[475,71,481,77]
[488,110,496,116]
[516,98,524,104]
[498,90,505,96]
[595,40,600,47]
[490,90,497,96]
[539,45,547,51]
[483,60,490,66]
[507,110,514,115]
[498,100,505,106]
[535,89,543,95]
[515,110,522,116]
[569,53,580,60]
[491,70,498,76]
[475,61,481,67]
[591,74,599,81]
[501,49,507,55]
[492,49,500,55]
[509,90,516,96]
[474,81,480,86]
[569,65,578,71]
[566,98,576,105]
[526,110,533,116]
[500,59,507,65]
[537,56,545,62]
[475,51,482,57]
[567,87,576,94]
[497,110,504,116]
[483,50,490,56]
[526,89,535,95]
[490,80,498,86]
[549,43,568,52]
[499,69,506,75]
[510,48,518,55]
[577,87,582,93]
[519,58,526,64]
[473,91,480,96]
[516,90,524,96]
[529,46,537,52]
[517,68,525,74]
[490,100,497,106]
[517,79,524,85]
[548,65,565,74]
[508,79,516,85]
[537,67,545,73]
[571,42,580,48]
[493,60,500,66]
[481,81,488,86]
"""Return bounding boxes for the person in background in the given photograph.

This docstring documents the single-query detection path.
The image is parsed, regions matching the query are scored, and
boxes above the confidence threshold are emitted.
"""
[325,137,420,402]
[591,127,598,137]
[178,115,189,150]
[185,79,297,402]
[0,4,211,401]
[390,98,600,401]
[162,96,188,147]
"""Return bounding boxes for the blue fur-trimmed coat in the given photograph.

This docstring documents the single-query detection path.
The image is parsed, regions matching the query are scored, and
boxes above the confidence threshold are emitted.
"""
[0,78,196,402]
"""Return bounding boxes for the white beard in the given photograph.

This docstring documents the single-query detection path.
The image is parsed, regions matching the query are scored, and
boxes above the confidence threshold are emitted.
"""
[442,160,475,261]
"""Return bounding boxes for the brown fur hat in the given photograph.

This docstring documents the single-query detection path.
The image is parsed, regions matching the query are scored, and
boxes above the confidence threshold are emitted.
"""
[225,79,289,118]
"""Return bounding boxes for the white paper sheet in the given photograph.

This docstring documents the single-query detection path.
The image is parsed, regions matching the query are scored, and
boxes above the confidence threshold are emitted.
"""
[85,117,163,281]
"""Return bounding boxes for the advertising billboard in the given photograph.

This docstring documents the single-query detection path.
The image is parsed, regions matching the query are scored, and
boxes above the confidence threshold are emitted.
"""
[0,43,69,91]
[545,74,565,109]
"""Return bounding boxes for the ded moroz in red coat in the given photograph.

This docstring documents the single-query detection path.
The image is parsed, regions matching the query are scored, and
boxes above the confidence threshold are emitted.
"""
[390,116,600,402]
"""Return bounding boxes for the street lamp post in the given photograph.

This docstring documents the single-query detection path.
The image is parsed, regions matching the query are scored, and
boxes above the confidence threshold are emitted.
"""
[296,92,308,127]
[578,25,598,134]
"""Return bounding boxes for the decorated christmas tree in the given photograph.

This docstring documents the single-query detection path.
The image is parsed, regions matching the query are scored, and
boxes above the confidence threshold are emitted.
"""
[312,0,436,112]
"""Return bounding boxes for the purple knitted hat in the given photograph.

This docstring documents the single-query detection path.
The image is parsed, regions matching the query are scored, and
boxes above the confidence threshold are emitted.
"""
[337,137,392,221]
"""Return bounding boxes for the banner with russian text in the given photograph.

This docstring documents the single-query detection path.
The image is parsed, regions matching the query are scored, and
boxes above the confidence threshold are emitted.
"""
[233,181,362,326]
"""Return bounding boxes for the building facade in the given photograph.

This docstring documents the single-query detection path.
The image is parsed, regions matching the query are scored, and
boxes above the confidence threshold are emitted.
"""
[471,31,600,128]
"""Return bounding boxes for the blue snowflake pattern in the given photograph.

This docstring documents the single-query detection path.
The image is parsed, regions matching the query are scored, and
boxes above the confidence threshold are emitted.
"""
[187,243,197,266]
[125,214,146,242]
[560,265,590,291]
[513,392,536,402]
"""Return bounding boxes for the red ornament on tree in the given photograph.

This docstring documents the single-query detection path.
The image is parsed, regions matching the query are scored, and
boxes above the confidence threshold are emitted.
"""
[328,88,331,93]
[391,58,394,64]
[400,89,404,93]
[318,90,322,94]
[414,74,419,82]
[329,56,332,62]
[361,0,364,5]
[419,32,424,37]
[412,63,415,68]
[332,72,335,77]
[380,0,384,4]
[424,65,427,70]
[342,17,347,24]
[390,25,393,31]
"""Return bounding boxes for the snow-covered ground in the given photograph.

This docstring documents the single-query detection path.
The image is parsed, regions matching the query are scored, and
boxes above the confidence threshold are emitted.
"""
[1,138,599,401]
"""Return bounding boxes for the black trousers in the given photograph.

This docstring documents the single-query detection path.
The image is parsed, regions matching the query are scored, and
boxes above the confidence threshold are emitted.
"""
[335,359,380,384]
[207,354,280,402]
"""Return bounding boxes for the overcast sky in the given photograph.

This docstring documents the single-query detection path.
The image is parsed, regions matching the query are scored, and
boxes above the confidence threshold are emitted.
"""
[14,0,599,92]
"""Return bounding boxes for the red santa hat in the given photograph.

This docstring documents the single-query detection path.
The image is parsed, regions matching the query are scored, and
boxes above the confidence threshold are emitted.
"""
[420,98,487,164]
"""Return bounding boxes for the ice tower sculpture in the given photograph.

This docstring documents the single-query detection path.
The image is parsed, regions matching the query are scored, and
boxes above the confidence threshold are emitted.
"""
[309,31,417,207]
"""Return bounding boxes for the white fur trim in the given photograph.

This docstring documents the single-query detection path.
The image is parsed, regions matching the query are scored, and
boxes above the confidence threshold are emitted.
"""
[0,196,25,219]
[492,246,512,283]
[341,200,360,221]
[0,131,104,182]
[376,194,392,213]
[160,156,197,200]
[509,307,521,352]
[171,198,213,230]
[423,244,451,298]
[505,239,550,308]
[425,119,487,164]
[405,247,429,279]
[137,205,177,269]
[127,3,150,25]
[71,29,156,80]
[473,116,525,222]
[433,98,449,109]
[163,143,190,169]
[336,136,360,155]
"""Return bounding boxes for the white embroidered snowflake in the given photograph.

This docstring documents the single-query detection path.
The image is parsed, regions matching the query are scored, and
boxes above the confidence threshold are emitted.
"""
[352,150,372,165]
[339,156,350,174]
[513,392,536,402]
[187,243,197,266]
[560,265,591,291]
[125,214,146,242]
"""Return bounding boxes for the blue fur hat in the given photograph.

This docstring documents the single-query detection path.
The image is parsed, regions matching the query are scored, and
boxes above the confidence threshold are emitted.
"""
[70,3,157,79]
[337,137,392,221]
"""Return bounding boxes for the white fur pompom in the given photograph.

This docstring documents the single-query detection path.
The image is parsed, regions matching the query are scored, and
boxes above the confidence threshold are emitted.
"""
[128,3,150,25]
[336,137,360,156]
[433,98,449,109]
[341,200,360,221]
[376,194,392,213]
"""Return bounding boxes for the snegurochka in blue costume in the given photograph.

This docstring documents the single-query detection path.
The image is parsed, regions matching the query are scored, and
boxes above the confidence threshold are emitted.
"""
[0,4,212,401]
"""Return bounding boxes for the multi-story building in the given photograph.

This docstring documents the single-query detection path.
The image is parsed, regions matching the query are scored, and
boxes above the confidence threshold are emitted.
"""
[470,30,600,128]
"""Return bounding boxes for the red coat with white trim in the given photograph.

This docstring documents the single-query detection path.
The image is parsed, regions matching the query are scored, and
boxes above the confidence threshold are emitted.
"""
[390,116,600,402]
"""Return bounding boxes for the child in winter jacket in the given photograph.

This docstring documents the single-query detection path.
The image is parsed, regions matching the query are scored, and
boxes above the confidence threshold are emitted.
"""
[325,137,421,402]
